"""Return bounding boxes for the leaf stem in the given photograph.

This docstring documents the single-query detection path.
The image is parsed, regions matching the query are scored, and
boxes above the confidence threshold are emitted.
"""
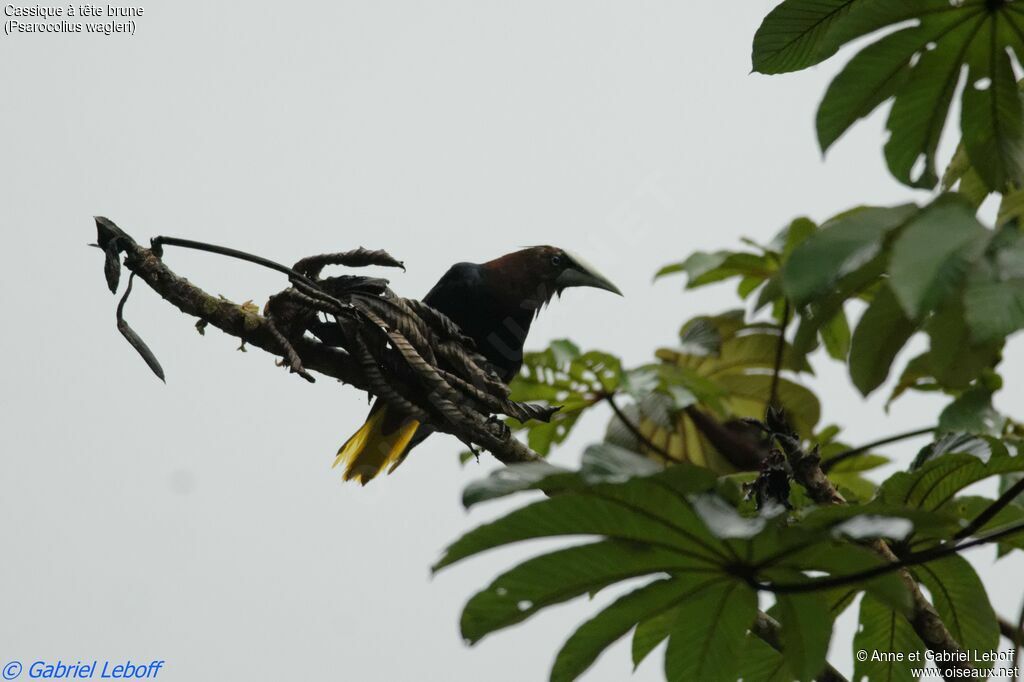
[955,475,1024,540]
[753,519,1024,594]
[151,235,321,289]
[820,427,934,473]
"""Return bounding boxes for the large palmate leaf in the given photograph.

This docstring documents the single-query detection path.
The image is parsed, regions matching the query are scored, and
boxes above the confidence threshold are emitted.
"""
[663,580,757,682]
[879,451,1024,514]
[756,0,1024,190]
[775,590,832,681]
[911,554,999,664]
[438,447,944,681]
[853,594,925,682]
[606,312,820,471]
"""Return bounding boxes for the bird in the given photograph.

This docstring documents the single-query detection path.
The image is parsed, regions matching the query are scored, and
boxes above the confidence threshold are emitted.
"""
[334,245,622,484]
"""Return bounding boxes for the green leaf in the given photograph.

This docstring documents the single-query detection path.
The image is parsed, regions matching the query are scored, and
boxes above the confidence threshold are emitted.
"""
[778,217,819,258]
[656,251,770,288]
[635,312,821,470]
[924,299,1003,390]
[782,204,917,306]
[459,540,713,644]
[825,453,889,474]
[738,633,790,682]
[790,256,885,359]
[938,387,1005,436]
[663,581,756,682]
[964,229,1024,343]
[776,592,831,681]
[751,0,861,75]
[461,461,576,508]
[883,12,988,188]
[676,311,745,357]
[960,20,1024,192]
[576,442,666,483]
[949,495,1024,553]
[853,594,925,682]
[435,479,726,571]
[849,285,917,396]
[760,539,913,616]
[632,607,678,669]
[997,185,1024,228]
[911,432,1003,470]
[964,276,1024,343]
[550,576,717,682]
[818,308,851,360]
[912,554,998,663]
[888,194,989,319]
[782,1,1024,190]
[887,352,939,407]
[655,251,726,280]
[817,24,916,151]
[715,373,821,438]
[508,342,624,457]
[880,451,1024,511]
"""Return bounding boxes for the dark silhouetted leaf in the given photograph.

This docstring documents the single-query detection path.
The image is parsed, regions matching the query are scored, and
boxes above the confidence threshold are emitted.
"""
[849,285,915,396]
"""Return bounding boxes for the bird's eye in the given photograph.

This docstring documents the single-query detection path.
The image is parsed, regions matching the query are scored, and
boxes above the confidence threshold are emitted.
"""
[551,255,563,267]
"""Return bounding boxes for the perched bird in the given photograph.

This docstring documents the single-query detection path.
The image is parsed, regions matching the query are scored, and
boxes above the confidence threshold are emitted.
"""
[335,246,622,484]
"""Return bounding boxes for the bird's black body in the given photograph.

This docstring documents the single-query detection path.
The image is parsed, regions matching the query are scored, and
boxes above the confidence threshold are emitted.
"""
[336,245,621,483]
[422,262,536,382]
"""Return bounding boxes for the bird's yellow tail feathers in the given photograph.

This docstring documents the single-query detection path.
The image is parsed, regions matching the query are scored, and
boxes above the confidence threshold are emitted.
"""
[333,408,420,485]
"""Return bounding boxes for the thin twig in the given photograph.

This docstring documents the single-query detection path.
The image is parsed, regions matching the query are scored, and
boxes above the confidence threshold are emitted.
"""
[768,300,790,410]
[151,235,324,289]
[603,393,673,462]
[999,615,1023,644]
[1016,602,1024,682]
[821,426,934,473]
[955,476,1024,540]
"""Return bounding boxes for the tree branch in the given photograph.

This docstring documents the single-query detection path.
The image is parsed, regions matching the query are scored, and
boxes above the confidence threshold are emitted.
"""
[92,217,544,466]
[769,420,973,677]
[999,615,1023,644]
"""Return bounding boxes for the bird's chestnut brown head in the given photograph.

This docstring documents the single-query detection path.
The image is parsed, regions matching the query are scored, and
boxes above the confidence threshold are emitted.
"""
[482,245,622,311]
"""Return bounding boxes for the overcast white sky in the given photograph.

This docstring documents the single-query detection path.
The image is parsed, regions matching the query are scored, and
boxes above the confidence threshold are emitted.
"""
[3,2,1024,680]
